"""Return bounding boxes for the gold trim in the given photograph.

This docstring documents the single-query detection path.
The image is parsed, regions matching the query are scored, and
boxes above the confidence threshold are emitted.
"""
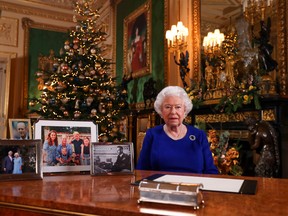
[112,1,117,77]
[164,0,169,86]
[261,109,276,121]
[191,0,201,82]
[278,0,287,96]
[0,202,99,216]
[0,1,73,22]
[195,111,260,123]
[195,109,276,124]
[123,0,152,79]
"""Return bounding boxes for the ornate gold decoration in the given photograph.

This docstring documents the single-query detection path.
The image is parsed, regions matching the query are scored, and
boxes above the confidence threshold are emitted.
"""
[195,111,260,123]
[261,109,276,121]
[0,1,73,22]
[278,0,287,96]
[195,108,276,124]
[191,0,201,82]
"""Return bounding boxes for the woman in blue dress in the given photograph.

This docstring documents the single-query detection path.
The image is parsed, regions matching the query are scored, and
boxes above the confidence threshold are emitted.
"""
[13,152,22,174]
[137,86,218,174]
[43,130,58,166]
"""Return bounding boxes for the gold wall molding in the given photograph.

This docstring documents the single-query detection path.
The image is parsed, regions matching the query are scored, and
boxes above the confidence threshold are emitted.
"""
[0,1,73,22]
[191,0,200,83]
[195,109,276,124]
[278,0,288,96]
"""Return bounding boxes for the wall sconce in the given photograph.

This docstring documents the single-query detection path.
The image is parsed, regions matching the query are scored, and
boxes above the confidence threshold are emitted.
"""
[165,21,189,52]
[203,29,225,57]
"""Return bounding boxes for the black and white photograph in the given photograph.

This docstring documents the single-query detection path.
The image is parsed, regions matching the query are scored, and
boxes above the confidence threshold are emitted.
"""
[91,142,134,175]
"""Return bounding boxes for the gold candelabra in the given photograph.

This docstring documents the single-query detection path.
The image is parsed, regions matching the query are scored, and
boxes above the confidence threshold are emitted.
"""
[203,29,225,58]
[242,0,274,25]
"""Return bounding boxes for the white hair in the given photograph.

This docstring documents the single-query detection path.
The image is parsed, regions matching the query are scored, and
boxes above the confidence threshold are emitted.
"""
[154,86,193,117]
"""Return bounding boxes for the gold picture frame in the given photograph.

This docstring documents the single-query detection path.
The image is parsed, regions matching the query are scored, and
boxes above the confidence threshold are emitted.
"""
[0,17,18,47]
[9,119,32,140]
[123,0,151,79]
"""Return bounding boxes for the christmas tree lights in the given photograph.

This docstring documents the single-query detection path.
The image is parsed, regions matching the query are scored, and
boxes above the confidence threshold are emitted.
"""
[30,0,128,142]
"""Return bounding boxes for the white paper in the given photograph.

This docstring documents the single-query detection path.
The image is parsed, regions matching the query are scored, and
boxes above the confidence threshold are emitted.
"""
[155,175,244,193]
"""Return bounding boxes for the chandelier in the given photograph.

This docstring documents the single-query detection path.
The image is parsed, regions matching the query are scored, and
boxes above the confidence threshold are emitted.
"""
[242,0,274,25]
[203,29,225,57]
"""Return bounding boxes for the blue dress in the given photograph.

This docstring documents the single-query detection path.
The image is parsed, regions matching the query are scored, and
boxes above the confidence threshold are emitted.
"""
[136,124,218,174]
[43,140,57,166]
[13,157,22,174]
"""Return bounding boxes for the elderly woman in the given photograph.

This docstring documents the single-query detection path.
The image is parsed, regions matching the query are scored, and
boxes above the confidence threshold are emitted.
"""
[137,86,218,174]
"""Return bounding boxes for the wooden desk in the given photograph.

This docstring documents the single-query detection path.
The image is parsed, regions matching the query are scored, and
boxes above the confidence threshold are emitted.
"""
[0,170,287,216]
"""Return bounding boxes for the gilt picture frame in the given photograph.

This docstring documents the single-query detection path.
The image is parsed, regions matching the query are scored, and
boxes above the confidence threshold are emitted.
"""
[34,119,98,173]
[0,139,43,181]
[9,118,32,140]
[123,0,151,79]
[91,142,134,175]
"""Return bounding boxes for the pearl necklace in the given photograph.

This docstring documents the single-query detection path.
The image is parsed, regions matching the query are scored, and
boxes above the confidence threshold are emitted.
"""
[164,124,184,139]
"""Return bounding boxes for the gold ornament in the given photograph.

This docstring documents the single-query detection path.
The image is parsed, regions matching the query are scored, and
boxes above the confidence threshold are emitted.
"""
[29,101,36,107]
[74,110,81,118]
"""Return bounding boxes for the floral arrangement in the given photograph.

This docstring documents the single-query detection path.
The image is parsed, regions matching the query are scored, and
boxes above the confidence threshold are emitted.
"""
[207,130,243,176]
[215,83,261,114]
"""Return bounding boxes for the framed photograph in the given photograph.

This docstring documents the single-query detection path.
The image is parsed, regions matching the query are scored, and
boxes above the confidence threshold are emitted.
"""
[91,142,134,175]
[123,0,151,79]
[0,139,43,181]
[9,119,32,140]
[34,119,98,173]
[0,17,18,47]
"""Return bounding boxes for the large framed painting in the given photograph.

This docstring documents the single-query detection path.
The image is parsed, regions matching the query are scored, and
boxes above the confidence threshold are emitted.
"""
[0,139,43,181]
[34,120,98,173]
[123,0,151,79]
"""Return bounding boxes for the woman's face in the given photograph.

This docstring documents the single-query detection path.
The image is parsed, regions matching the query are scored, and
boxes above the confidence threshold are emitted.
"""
[161,96,186,127]
[50,132,57,140]
[84,138,89,145]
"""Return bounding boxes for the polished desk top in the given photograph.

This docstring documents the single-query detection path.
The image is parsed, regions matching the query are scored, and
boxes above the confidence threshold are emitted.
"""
[0,170,287,216]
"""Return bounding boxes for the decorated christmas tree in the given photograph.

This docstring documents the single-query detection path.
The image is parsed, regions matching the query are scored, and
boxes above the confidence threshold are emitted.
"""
[29,0,128,142]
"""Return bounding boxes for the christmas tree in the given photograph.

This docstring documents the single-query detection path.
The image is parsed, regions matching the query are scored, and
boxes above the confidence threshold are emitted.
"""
[30,0,128,142]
